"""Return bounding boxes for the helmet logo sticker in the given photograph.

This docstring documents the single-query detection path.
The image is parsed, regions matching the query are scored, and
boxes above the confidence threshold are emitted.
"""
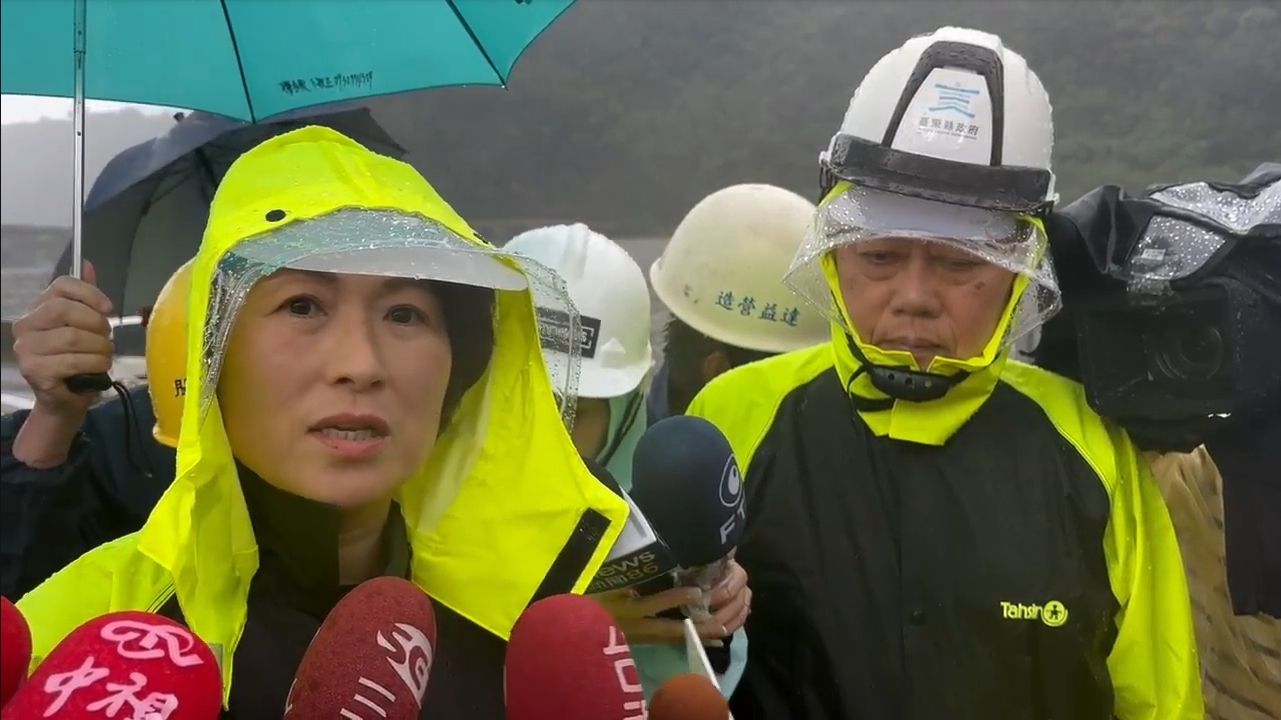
[928,82,979,118]
[578,315,601,359]
[892,67,994,165]
[535,307,602,359]
[917,82,983,140]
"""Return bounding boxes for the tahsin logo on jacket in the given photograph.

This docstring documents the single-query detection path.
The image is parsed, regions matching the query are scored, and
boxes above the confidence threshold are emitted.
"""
[1000,600,1069,628]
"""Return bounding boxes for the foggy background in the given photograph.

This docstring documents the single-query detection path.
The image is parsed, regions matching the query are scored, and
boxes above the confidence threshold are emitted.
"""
[3,0,1277,325]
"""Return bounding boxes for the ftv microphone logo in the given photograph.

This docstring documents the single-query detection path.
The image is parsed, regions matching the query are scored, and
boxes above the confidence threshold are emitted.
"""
[718,457,746,545]
[719,458,743,509]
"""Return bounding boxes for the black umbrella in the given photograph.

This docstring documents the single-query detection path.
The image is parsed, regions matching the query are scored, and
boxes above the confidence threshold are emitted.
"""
[54,103,406,336]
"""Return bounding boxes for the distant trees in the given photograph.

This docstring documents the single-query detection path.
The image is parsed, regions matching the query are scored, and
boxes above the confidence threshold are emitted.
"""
[4,1,1274,239]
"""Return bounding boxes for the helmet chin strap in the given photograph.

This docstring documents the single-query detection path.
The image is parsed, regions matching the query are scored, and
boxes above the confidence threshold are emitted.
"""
[594,391,644,468]
[844,333,969,411]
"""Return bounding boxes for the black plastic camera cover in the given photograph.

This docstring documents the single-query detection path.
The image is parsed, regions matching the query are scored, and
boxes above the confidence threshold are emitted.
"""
[1040,164,1280,452]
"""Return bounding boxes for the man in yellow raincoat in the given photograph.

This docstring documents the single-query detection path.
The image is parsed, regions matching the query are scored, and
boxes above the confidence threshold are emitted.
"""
[687,27,1202,719]
[18,126,630,716]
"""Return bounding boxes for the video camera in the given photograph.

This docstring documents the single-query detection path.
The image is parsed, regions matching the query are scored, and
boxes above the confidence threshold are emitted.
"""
[1040,164,1280,452]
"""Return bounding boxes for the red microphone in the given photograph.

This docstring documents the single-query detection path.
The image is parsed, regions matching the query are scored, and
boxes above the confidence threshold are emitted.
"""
[504,594,646,720]
[1,611,221,719]
[283,576,437,719]
[1,597,32,707]
[648,673,730,720]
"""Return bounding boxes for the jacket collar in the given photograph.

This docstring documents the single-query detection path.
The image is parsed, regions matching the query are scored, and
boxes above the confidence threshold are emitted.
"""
[238,463,410,619]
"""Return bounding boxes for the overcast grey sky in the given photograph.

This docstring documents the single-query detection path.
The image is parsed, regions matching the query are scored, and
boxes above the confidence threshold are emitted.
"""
[1,94,181,124]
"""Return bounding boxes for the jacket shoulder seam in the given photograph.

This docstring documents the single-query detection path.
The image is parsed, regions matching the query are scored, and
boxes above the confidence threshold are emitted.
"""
[999,360,1122,497]
[689,346,833,472]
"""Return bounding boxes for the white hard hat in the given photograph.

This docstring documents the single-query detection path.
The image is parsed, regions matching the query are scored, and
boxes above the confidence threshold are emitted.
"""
[506,224,654,399]
[820,26,1056,213]
[650,184,829,354]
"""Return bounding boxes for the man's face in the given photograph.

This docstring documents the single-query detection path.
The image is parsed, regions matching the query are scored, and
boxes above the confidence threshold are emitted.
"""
[833,237,1015,368]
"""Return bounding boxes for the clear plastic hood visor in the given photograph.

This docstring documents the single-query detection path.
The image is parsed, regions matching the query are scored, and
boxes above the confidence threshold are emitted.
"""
[786,183,1061,355]
[198,208,583,428]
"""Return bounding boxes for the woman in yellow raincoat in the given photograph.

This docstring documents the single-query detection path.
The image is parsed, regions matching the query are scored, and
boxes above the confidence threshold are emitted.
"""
[17,126,630,716]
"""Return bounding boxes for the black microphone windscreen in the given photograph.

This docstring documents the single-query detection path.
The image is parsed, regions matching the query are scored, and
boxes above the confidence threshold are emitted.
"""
[629,416,745,567]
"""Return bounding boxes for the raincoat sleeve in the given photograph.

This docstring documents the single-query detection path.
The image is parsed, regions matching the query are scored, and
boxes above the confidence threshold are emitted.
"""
[1,386,174,598]
[1103,431,1205,720]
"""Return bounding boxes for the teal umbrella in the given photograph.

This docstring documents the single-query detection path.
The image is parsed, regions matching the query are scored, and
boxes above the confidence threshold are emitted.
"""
[1,0,574,121]
[1,0,574,391]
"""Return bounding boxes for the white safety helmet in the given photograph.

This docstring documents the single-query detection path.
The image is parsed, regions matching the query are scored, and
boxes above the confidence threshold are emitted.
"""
[506,224,654,399]
[791,26,1061,400]
[818,26,1056,213]
[650,184,829,354]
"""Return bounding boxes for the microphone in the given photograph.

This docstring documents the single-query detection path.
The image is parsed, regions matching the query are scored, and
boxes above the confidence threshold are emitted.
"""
[629,416,746,571]
[1,611,221,719]
[648,673,731,720]
[504,594,646,720]
[1,597,31,707]
[584,458,680,594]
[628,416,746,673]
[283,576,437,720]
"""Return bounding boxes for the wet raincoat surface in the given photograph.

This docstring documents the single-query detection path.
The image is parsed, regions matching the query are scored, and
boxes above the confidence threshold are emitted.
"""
[17,128,629,716]
[686,237,1203,719]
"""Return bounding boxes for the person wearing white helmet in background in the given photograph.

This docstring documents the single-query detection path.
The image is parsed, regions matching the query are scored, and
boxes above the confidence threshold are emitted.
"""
[686,27,1202,718]
[505,224,655,482]
[647,183,829,423]
[504,223,751,700]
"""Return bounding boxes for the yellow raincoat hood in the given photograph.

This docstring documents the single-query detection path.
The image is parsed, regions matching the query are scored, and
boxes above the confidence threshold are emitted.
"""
[21,127,628,701]
[817,182,1045,446]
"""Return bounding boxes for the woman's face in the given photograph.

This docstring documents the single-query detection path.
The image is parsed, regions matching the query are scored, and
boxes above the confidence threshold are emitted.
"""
[219,270,452,507]
[834,237,1015,368]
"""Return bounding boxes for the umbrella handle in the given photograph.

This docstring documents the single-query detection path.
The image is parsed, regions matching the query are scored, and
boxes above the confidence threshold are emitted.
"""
[66,373,114,394]
[64,0,110,397]
[70,0,87,283]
